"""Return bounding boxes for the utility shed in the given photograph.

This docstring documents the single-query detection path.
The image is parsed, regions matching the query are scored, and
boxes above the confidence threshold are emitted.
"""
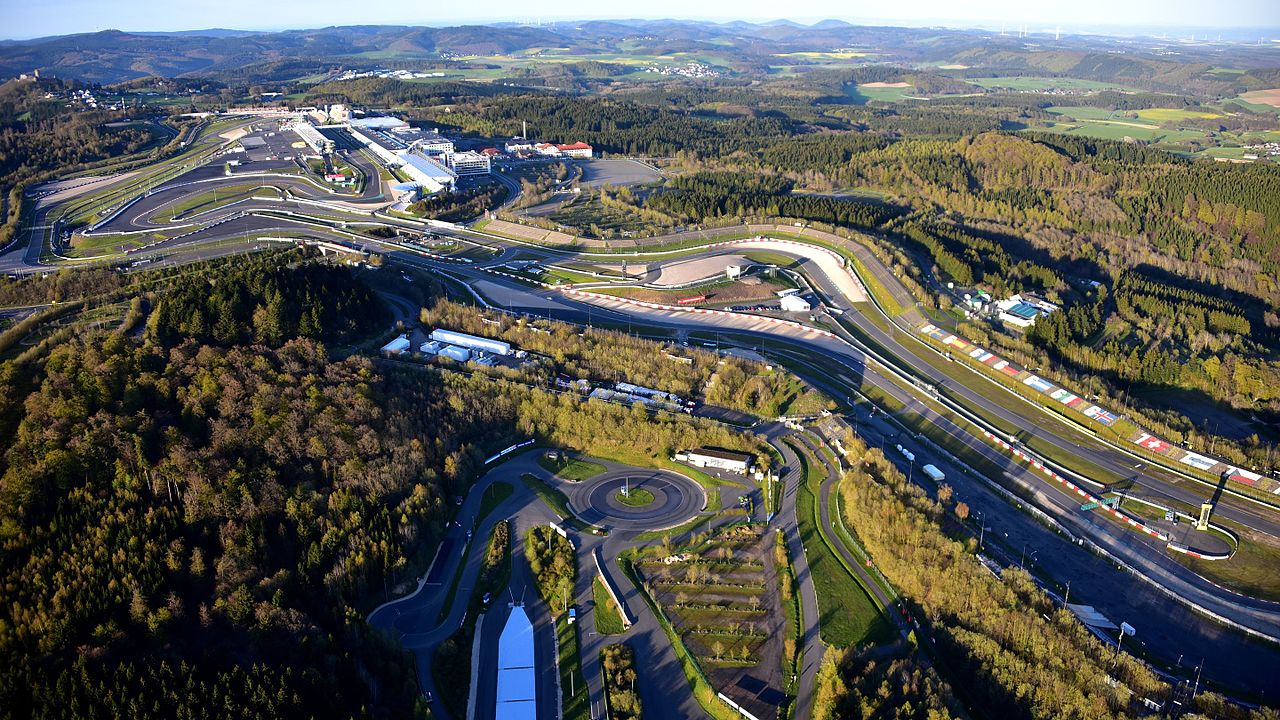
[496,605,537,720]
[779,294,812,312]
[380,335,410,355]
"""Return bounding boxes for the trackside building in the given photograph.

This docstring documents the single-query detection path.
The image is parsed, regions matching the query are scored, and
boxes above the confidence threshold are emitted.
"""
[678,448,754,474]
[495,605,537,720]
[429,328,512,356]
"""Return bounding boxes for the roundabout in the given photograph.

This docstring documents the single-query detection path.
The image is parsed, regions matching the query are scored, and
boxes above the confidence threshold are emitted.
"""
[565,467,706,531]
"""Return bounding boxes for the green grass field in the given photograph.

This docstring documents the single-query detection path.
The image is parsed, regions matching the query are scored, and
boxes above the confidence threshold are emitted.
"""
[788,441,892,647]
[476,481,514,524]
[852,84,921,103]
[593,576,628,635]
[1035,118,1206,144]
[538,453,607,482]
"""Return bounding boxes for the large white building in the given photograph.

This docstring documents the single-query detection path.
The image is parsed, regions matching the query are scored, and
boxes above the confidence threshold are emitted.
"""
[400,152,457,194]
[448,150,492,176]
[345,116,485,192]
[678,448,754,474]
[495,605,537,720]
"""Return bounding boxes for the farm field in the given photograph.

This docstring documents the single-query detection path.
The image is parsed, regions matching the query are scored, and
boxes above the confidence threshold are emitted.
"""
[852,83,921,102]
[1033,118,1208,144]
[1237,88,1280,109]
[775,51,869,59]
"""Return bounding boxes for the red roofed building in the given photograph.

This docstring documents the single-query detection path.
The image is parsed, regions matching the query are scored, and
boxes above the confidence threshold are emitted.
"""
[554,142,593,158]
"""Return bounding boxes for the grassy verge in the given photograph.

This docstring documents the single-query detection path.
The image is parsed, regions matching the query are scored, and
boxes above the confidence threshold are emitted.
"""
[477,481,514,524]
[558,614,590,720]
[1172,522,1280,602]
[633,514,714,543]
[538,453,608,481]
[520,473,595,532]
[788,440,892,647]
[774,530,802,685]
[593,576,627,635]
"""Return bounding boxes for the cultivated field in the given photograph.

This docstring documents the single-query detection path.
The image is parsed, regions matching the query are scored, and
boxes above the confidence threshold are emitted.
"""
[1238,88,1280,109]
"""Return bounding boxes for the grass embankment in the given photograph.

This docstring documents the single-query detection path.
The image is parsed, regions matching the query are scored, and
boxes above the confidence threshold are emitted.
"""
[432,519,512,719]
[1174,525,1280,602]
[521,473,595,532]
[593,576,627,635]
[477,481,514,522]
[788,440,893,647]
[538,452,607,481]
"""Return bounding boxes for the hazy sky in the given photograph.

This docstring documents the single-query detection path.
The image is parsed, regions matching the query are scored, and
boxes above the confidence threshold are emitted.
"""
[5,0,1279,40]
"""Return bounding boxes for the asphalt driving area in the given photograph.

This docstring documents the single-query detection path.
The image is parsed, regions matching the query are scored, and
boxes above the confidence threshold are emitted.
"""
[566,468,706,531]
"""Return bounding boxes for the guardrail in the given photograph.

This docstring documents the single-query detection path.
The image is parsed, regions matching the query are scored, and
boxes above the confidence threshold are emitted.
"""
[593,548,633,630]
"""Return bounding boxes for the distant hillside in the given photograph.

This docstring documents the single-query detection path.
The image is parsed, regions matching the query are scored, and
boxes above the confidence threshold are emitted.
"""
[1,19,1277,89]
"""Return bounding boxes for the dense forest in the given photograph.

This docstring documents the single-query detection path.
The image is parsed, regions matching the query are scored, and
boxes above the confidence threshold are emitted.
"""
[146,258,388,347]
[646,171,901,229]
[827,430,1276,720]
[0,255,778,717]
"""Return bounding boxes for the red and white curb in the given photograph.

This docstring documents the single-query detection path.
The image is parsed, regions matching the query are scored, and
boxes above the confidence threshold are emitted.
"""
[981,430,1170,542]
[561,287,841,339]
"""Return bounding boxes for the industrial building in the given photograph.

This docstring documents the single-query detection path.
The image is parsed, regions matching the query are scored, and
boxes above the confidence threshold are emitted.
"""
[495,605,537,720]
[677,448,754,474]
[996,296,1046,328]
[437,345,472,363]
[430,328,512,356]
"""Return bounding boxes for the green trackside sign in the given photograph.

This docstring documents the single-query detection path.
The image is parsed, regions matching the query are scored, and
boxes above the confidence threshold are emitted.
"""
[1081,496,1121,511]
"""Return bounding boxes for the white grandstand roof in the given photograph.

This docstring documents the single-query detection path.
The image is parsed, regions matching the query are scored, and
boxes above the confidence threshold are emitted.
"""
[350,116,407,130]
[401,152,456,182]
[496,605,536,719]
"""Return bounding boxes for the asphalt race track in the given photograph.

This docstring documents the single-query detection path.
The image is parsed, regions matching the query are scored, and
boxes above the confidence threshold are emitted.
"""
[568,468,705,530]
